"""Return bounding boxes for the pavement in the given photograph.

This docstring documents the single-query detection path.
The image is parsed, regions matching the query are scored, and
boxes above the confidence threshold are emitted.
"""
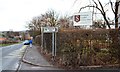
[19,45,60,70]
[19,45,120,71]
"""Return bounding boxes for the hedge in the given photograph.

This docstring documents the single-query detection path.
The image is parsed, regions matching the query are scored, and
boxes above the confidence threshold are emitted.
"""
[36,28,120,69]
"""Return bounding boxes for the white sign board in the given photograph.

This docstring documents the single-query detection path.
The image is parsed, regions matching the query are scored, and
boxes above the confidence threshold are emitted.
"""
[41,27,58,33]
[73,12,92,26]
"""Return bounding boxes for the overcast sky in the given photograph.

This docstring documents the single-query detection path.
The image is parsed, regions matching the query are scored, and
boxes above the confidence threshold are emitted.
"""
[0,0,115,31]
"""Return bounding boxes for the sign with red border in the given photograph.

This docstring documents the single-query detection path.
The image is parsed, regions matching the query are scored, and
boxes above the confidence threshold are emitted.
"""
[74,15,80,22]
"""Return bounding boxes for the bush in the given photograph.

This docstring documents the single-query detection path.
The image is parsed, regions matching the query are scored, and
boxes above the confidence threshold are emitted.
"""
[35,35,41,45]
[40,28,119,69]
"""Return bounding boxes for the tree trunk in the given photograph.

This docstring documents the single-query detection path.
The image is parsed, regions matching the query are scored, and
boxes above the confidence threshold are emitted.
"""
[103,13,111,29]
[115,2,119,28]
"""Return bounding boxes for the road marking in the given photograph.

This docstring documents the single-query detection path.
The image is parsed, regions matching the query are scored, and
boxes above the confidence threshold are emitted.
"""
[3,45,27,58]
[19,45,27,51]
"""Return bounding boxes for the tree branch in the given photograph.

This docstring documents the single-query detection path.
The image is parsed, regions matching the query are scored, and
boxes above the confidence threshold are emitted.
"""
[109,0,115,14]
[92,0,98,7]
[79,5,104,15]
[79,4,111,28]
[98,0,105,15]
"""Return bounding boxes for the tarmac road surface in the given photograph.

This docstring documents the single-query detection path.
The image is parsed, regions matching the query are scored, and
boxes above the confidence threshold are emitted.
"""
[1,44,27,71]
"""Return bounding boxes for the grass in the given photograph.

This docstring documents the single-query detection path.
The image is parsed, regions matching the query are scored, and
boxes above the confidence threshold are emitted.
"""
[0,44,13,47]
[0,42,22,47]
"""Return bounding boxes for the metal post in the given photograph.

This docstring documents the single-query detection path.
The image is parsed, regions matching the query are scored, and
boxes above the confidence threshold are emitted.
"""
[52,33,55,56]
[54,32,56,56]
[41,27,43,48]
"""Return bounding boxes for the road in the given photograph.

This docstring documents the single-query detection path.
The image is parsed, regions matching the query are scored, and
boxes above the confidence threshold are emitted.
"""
[1,43,27,71]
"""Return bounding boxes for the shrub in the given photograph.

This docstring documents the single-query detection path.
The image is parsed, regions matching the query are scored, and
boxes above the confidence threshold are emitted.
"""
[41,28,119,68]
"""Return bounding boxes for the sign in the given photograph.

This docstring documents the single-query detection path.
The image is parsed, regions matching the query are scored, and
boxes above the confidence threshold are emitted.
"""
[41,27,58,33]
[74,15,80,22]
[73,12,92,26]
[41,26,57,58]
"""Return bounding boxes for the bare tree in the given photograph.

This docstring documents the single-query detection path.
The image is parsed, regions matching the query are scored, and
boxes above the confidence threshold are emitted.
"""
[92,19,106,29]
[27,9,59,31]
[110,0,120,28]
[26,17,42,31]
[45,9,59,26]
[79,0,120,29]
[57,16,71,28]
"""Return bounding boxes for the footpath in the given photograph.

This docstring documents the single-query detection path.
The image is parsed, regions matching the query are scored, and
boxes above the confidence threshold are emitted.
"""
[18,45,119,72]
[19,45,60,70]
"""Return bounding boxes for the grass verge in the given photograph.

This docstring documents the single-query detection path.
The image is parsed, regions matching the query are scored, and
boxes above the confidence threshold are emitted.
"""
[0,42,22,47]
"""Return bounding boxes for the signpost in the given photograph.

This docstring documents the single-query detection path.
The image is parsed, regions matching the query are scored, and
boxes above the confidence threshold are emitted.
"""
[41,27,58,57]
[73,12,92,26]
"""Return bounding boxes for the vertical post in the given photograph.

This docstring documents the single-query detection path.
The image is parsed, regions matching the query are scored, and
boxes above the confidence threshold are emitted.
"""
[54,32,56,56]
[52,32,55,56]
[41,27,43,48]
